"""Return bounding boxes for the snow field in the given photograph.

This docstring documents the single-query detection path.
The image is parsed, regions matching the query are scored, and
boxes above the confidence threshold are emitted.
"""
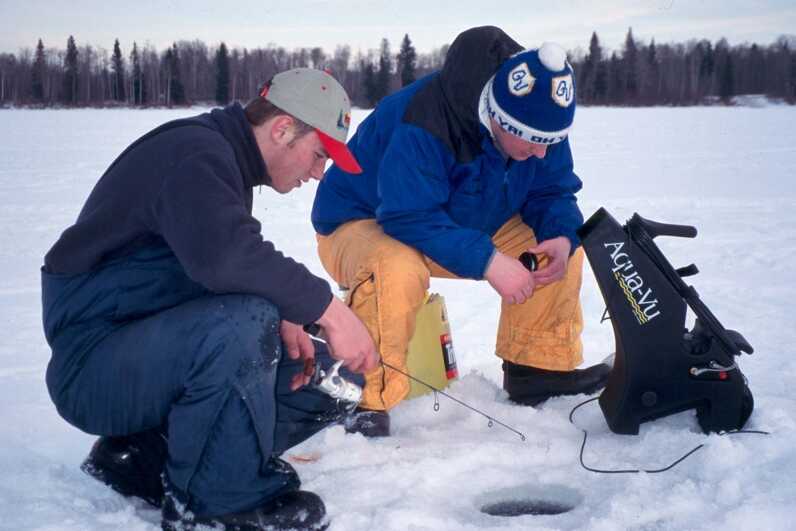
[0,104,794,530]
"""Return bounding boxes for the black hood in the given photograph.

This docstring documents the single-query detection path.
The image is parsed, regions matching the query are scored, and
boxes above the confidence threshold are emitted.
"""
[403,26,522,163]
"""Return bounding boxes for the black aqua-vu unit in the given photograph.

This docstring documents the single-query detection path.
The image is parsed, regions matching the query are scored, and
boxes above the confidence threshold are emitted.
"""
[578,208,754,435]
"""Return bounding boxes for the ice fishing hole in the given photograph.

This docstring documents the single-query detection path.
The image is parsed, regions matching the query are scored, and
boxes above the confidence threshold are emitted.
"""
[481,499,572,516]
[478,484,581,517]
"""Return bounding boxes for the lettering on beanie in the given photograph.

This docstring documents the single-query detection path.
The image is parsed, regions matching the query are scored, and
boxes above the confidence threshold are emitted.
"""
[484,79,568,144]
[551,74,574,108]
[508,62,535,97]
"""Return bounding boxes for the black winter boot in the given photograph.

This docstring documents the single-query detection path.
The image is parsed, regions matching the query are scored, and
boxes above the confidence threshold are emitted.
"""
[161,459,328,531]
[81,427,168,507]
[503,360,612,406]
[344,408,390,437]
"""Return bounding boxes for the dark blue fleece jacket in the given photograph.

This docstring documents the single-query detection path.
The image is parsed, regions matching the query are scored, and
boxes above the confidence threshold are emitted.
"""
[43,103,332,325]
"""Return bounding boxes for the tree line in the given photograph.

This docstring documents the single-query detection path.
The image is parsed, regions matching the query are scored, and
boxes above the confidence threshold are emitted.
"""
[0,33,436,108]
[574,29,795,105]
[1,29,794,108]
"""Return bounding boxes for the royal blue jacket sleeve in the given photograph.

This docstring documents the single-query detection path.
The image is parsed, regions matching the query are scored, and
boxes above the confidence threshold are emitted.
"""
[520,139,584,251]
[376,125,496,279]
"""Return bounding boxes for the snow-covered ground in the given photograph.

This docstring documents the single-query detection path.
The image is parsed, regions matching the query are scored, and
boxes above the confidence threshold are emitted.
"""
[0,104,794,530]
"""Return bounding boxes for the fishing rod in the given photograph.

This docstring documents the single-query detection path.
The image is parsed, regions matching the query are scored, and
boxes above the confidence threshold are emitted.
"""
[380,361,527,441]
[310,357,526,441]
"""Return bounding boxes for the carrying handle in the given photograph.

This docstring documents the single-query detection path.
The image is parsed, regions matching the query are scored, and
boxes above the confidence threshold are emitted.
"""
[725,329,754,355]
[676,264,700,278]
[631,213,697,239]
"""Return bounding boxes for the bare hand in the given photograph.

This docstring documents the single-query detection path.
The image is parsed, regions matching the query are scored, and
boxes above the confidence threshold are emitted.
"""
[316,297,380,374]
[280,320,316,390]
[527,236,571,286]
[484,251,536,304]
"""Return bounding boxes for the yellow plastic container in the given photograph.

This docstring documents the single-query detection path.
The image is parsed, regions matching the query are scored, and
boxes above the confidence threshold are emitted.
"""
[405,293,459,399]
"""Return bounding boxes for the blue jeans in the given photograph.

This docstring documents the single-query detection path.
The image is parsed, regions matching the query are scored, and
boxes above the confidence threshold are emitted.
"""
[43,245,360,517]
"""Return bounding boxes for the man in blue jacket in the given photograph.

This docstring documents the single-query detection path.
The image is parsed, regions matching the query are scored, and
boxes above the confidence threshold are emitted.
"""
[42,68,378,530]
[312,26,610,436]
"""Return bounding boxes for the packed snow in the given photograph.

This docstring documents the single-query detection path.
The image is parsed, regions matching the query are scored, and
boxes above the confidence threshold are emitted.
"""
[0,104,794,530]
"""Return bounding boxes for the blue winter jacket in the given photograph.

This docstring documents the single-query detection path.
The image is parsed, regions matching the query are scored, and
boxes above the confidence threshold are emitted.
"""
[312,26,583,280]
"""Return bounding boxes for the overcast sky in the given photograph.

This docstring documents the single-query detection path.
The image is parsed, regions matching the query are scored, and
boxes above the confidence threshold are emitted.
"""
[1,0,794,57]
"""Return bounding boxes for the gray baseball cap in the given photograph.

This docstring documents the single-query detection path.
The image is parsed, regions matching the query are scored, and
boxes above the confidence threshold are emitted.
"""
[261,68,361,174]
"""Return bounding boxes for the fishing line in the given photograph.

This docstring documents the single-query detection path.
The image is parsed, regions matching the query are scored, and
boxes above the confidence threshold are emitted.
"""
[381,361,526,441]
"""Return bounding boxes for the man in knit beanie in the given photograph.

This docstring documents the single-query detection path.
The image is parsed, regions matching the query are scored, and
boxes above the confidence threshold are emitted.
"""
[312,26,610,436]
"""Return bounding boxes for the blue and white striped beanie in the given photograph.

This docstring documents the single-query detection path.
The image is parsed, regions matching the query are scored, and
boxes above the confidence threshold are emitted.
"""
[479,42,576,145]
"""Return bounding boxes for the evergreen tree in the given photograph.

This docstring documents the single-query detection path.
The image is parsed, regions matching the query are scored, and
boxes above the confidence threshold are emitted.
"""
[63,35,79,105]
[581,32,597,103]
[718,45,735,103]
[171,44,186,104]
[790,44,796,103]
[376,38,391,102]
[623,28,639,103]
[310,47,325,69]
[608,51,623,104]
[697,40,714,99]
[130,42,146,105]
[295,48,310,68]
[240,49,251,99]
[644,39,660,104]
[111,39,125,102]
[593,60,608,104]
[397,33,417,87]
[215,42,230,105]
[0,53,15,103]
[683,52,694,104]
[331,45,351,86]
[588,32,603,64]
[78,44,95,103]
[163,43,185,105]
[163,47,173,105]
[747,44,765,94]
[583,32,607,103]
[362,56,378,107]
[32,38,45,103]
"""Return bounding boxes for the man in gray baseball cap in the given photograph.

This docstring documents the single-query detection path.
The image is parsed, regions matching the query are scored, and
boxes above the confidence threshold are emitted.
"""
[41,68,377,530]
[262,68,362,175]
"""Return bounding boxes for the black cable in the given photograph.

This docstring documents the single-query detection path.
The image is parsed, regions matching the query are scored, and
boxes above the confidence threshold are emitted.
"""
[569,398,769,474]
[567,396,600,422]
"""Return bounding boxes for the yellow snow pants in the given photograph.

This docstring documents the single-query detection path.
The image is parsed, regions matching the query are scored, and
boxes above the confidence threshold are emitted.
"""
[316,215,584,411]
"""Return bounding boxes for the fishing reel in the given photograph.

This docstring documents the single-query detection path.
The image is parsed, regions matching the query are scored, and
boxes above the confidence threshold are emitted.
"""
[311,360,362,413]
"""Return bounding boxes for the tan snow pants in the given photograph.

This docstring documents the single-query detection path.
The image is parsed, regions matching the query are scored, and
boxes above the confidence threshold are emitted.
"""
[316,215,584,411]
